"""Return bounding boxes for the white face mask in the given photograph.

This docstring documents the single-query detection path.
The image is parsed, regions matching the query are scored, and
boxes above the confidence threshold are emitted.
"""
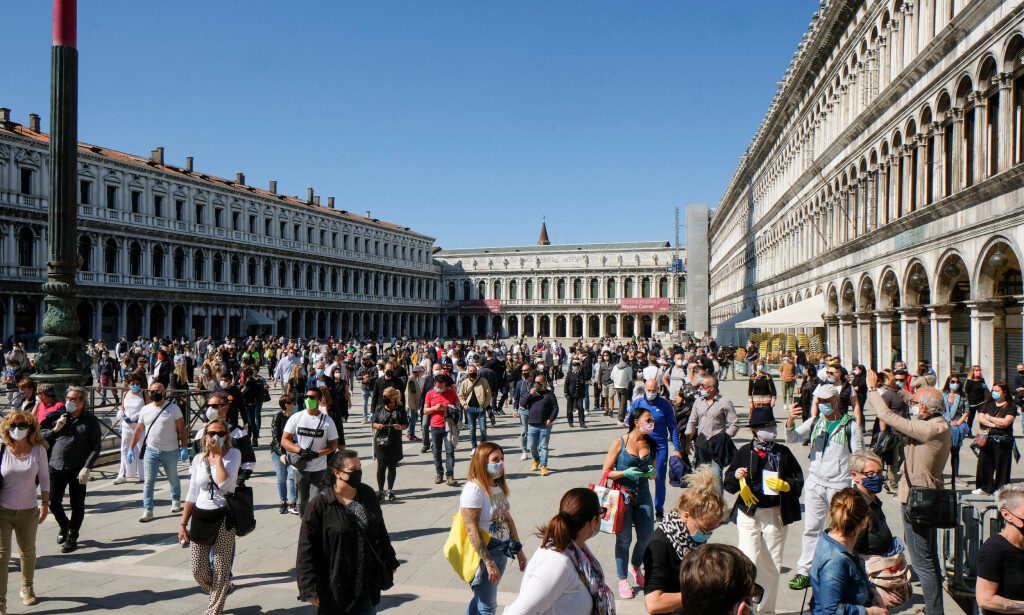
[9,427,28,441]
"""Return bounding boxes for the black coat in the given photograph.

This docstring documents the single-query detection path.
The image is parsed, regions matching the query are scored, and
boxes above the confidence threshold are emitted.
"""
[563,368,587,399]
[296,485,399,612]
[724,442,804,525]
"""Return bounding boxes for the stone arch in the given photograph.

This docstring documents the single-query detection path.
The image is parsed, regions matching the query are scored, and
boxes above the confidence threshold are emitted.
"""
[825,285,839,315]
[902,259,932,306]
[857,274,876,311]
[933,250,972,304]
[839,279,857,313]
[878,268,901,309]
[974,236,1024,300]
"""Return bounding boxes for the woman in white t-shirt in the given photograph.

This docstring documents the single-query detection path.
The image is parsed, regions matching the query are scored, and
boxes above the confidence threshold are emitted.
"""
[460,443,527,615]
[505,487,616,615]
[114,372,147,484]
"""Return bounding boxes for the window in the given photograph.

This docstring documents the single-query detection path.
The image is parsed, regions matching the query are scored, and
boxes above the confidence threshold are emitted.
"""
[541,280,550,300]
[265,219,272,236]
[152,245,165,277]
[320,230,326,246]
[231,256,241,284]
[195,203,205,224]
[332,232,338,248]
[79,180,91,205]
[641,277,651,298]
[624,278,634,298]
[525,280,534,300]
[659,277,669,298]
[557,280,566,299]
[174,248,186,279]
[78,236,92,271]
[194,251,206,280]
[214,208,223,227]
[104,239,118,274]
[175,200,184,221]
[17,228,34,266]
[344,234,350,250]
[493,281,502,299]
[249,215,257,234]
[573,279,582,300]
[264,260,272,286]
[462,280,471,300]
[509,280,517,300]
[232,212,240,231]
[307,228,314,244]
[293,224,300,240]
[278,263,286,287]
[19,168,32,195]
[477,281,486,298]
[129,242,142,276]
[279,221,287,238]
[590,278,599,299]
[355,237,361,252]
[448,282,456,300]
[131,191,141,213]
[606,279,617,299]
[248,259,257,285]
[106,185,118,209]
[213,254,224,282]
[375,241,381,255]
[153,195,163,217]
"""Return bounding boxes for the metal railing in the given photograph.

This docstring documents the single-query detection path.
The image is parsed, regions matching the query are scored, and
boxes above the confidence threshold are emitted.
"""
[940,499,1004,615]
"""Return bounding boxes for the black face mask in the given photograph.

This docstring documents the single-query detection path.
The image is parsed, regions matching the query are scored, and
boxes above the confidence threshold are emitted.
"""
[342,469,362,487]
[150,391,165,402]
[385,370,394,378]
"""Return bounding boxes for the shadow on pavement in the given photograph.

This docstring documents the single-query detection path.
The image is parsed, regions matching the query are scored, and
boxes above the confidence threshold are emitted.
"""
[388,526,449,542]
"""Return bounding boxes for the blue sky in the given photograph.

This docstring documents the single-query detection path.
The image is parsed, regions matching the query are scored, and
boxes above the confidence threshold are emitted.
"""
[5,1,817,248]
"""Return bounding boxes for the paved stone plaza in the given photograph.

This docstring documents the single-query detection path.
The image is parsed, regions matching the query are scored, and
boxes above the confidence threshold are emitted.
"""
[11,375,996,614]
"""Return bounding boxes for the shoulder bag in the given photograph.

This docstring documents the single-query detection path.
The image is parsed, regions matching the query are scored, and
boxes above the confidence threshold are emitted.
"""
[205,459,256,537]
[286,414,326,471]
[901,461,957,529]
[138,403,170,460]
[443,511,492,584]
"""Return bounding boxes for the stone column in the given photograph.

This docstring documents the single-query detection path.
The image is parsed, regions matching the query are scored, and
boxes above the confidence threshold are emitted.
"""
[999,73,1014,172]
[899,308,920,367]
[874,311,896,370]
[877,162,889,226]
[185,305,194,339]
[931,121,945,200]
[888,154,900,219]
[92,299,102,339]
[972,92,987,182]
[916,135,928,209]
[141,303,152,339]
[878,36,889,88]
[856,312,873,367]
[928,304,954,380]
[838,314,856,366]
[949,107,964,192]
[823,315,840,358]
[968,301,998,384]
[865,171,877,231]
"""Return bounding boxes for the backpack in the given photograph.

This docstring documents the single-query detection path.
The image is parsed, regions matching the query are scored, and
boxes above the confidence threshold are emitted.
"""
[253,375,271,402]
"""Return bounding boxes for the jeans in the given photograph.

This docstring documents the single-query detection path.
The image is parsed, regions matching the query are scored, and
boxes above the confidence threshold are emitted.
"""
[244,402,263,440]
[652,445,670,512]
[466,406,487,448]
[615,492,654,579]
[143,447,182,510]
[615,388,631,422]
[431,426,455,478]
[694,446,724,493]
[903,512,944,615]
[362,389,373,419]
[297,469,327,517]
[467,538,508,615]
[583,389,590,412]
[49,468,87,532]
[270,451,297,503]
[527,425,551,467]
[516,409,530,453]
[406,408,419,438]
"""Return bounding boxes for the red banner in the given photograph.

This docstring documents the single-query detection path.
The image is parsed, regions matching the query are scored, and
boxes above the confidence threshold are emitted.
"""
[620,298,670,312]
[459,299,501,313]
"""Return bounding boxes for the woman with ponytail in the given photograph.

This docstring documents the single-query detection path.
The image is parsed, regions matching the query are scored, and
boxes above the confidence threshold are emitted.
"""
[505,488,616,615]
[642,465,727,615]
[809,488,887,615]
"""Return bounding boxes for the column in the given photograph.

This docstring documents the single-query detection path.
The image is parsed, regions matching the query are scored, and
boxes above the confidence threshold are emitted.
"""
[865,171,877,231]
[874,311,895,370]
[972,92,987,182]
[968,301,998,384]
[299,311,307,340]
[899,308,920,367]
[999,73,1013,173]
[823,315,840,358]
[950,107,964,192]
[877,162,889,226]
[931,122,945,200]
[888,155,899,219]
[916,135,928,209]
[142,302,152,339]
[838,314,856,366]
[4,296,15,341]
[902,146,914,215]
[856,313,873,367]
[118,300,127,337]
[185,305,194,339]
[456,315,463,338]
[928,304,953,380]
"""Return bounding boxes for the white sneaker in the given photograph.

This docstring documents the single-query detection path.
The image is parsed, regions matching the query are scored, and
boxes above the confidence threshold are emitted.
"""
[520,452,529,460]
[971,489,986,495]
[139,509,154,522]
[112,476,128,485]
[170,500,183,513]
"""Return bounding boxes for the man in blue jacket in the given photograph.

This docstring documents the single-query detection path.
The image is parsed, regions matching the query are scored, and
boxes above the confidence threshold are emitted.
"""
[628,378,682,519]
[518,373,559,476]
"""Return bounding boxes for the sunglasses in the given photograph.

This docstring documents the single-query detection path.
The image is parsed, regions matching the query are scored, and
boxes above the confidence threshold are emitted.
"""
[206,403,227,408]
[206,431,227,437]
[748,584,765,605]
[858,470,881,478]
[10,423,30,430]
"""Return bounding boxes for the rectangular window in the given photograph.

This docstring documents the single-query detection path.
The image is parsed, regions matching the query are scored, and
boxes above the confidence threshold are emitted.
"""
[131,191,141,213]
[280,221,287,238]
[153,195,163,217]
[175,199,184,221]
[264,219,272,236]
[214,208,223,227]
[293,224,300,239]
[195,203,205,224]
[79,180,91,205]
[19,168,32,195]
[106,185,118,209]
[232,212,240,231]
[249,215,257,234]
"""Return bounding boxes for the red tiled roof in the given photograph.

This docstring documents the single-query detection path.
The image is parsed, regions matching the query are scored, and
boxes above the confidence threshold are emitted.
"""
[0,122,431,239]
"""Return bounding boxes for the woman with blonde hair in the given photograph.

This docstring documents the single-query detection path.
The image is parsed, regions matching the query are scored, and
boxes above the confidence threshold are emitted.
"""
[169,358,190,406]
[178,418,241,615]
[460,442,527,615]
[0,411,49,610]
[642,465,728,615]
[286,364,308,399]
[809,488,887,615]
[371,387,408,502]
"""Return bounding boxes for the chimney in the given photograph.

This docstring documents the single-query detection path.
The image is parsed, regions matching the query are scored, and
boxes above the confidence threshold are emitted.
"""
[150,147,164,164]
[185,156,193,172]
[327,197,335,209]
[365,210,371,218]
[28,114,40,132]
[307,187,314,203]
[313,196,320,206]
[0,108,10,125]
[236,172,245,186]
[269,180,277,194]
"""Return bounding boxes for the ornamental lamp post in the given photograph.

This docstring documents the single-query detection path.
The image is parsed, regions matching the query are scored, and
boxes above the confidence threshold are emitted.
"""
[33,0,92,395]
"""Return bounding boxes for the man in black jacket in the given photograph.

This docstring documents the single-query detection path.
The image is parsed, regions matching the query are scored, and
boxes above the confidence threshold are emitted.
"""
[563,358,588,428]
[519,374,559,476]
[484,350,507,415]
[40,385,103,553]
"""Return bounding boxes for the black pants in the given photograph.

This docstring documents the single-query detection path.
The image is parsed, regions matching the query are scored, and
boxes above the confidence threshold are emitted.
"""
[976,437,1013,494]
[566,397,585,426]
[377,459,398,491]
[49,467,87,533]
[297,469,327,517]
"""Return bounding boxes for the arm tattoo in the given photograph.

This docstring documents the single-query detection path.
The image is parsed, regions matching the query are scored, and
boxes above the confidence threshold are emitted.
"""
[462,508,493,564]
[992,598,1024,614]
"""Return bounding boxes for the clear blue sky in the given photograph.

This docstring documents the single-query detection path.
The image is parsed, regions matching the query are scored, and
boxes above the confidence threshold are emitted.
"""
[5,1,816,249]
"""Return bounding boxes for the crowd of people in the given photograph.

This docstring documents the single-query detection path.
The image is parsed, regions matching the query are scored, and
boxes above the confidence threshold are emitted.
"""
[1,332,1023,615]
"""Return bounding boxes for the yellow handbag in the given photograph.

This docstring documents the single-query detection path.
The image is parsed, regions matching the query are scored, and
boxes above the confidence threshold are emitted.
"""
[443,512,491,584]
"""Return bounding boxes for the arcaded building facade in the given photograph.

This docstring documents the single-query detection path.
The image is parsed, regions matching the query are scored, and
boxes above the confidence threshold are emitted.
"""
[0,110,442,344]
[709,0,1024,383]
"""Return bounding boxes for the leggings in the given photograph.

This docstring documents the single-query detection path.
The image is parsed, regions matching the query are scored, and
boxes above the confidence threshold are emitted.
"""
[189,521,235,615]
[377,460,398,491]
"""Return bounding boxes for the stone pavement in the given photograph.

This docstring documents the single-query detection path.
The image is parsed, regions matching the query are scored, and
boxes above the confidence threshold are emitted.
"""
[11,375,1005,614]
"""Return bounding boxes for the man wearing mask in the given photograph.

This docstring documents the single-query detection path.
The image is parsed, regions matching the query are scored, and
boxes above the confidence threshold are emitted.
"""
[282,389,341,515]
[213,374,245,428]
[272,347,302,389]
[865,373,951,615]
[151,349,172,387]
[457,365,492,450]
[371,361,405,414]
[40,386,102,553]
[562,358,588,428]
[512,363,535,460]
[611,354,635,426]
[685,376,740,485]
[129,383,189,522]
[355,357,378,424]
[597,352,614,416]
[632,379,685,519]
[520,374,559,476]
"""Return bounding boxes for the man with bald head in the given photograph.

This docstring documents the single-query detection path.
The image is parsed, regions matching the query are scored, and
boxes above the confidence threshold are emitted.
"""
[866,370,951,615]
[629,378,684,519]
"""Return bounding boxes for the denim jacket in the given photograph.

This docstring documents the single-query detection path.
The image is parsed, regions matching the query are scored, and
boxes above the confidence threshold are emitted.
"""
[809,533,871,615]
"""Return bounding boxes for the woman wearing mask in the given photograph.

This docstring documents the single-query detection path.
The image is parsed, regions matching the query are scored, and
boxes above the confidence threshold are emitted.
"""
[974,381,1018,495]
[850,365,868,429]
[642,465,727,615]
[963,365,988,428]
[460,443,527,615]
[809,488,887,615]
[178,419,241,615]
[724,406,804,615]
[0,411,50,610]
[196,359,215,403]
[941,375,970,486]
[747,359,777,417]
[371,387,408,502]
[601,408,657,599]
[114,373,147,484]
[849,451,909,608]
[270,394,298,515]
[169,358,190,407]
[297,450,399,614]
[286,364,308,399]
[504,488,616,615]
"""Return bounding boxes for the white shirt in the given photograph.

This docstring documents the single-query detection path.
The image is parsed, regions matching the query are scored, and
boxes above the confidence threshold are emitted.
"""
[185,448,241,510]
[137,401,183,452]
[503,548,592,615]
[283,411,339,472]
[460,481,511,541]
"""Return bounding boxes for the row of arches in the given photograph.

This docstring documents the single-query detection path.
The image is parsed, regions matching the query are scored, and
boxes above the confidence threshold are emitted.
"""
[443,313,684,339]
[447,275,685,302]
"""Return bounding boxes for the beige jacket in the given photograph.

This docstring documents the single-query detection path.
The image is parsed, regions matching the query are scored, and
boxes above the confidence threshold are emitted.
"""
[867,391,952,503]
[458,377,492,410]
[780,360,796,382]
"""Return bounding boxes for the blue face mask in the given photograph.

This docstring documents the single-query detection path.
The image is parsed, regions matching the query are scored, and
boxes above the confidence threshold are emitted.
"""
[992,391,1003,401]
[895,381,904,389]
[859,474,884,494]
[316,369,325,376]
[691,528,712,543]
[130,384,141,393]
[949,383,959,391]
[214,435,225,448]
[817,403,833,415]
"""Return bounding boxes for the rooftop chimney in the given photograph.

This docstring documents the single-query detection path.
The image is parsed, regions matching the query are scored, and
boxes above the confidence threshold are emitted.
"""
[307,187,314,203]
[269,180,277,194]
[0,108,10,125]
[150,147,164,164]
[328,197,335,209]
[365,210,371,218]
[185,157,193,172]
[236,172,245,185]
[28,114,40,132]
[313,196,320,206]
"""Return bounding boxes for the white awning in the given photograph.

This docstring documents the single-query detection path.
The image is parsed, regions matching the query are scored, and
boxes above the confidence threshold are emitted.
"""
[733,294,826,330]
[712,307,756,347]
[242,309,275,327]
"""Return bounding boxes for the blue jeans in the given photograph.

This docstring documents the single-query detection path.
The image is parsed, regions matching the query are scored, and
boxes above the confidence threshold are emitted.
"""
[244,402,263,440]
[431,426,455,478]
[143,447,182,510]
[406,408,419,438]
[652,445,669,513]
[467,538,508,615]
[270,451,297,503]
[516,409,530,453]
[615,491,655,579]
[362,390,373,419]
[527,425,551,466]
[466,407,487,448]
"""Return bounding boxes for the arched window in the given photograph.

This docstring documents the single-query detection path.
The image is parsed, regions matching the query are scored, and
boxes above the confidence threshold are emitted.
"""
[263,259,272,286]
[556,279,566,299]
[331,270,339,293]
[448,281,456,301]
[573,278,582,299]
[213,253,224,282]
[541,280,550,300]
[17,228,34,267]
[293,264,301,288]
[525,280,534,300]
[606,278,617,299]
[306,267,315,290]
[152,245,165,278]
[230,255,241,284]
[641,277,651,298]
[318,267,326,291]
[278,262,287,287]
[104,238,118,274]
[589,278,599,299]
[624,278,634,298]
[247,258,257,285]
[493,281,502,300]
[462,280,471,300]
[677,278,685,298]
[509,280,517,300]
[659,277,669,298]
[78,236,92,272]
[478,281,486,299]
[194,250,206,281]
[174,248,186,280]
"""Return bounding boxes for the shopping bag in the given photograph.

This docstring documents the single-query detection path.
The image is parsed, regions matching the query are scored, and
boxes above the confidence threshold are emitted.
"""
[589,469,626,534]
[443,512,492,584]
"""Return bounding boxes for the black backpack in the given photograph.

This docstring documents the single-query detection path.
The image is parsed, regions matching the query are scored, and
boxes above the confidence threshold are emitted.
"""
[253,375,271,402]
